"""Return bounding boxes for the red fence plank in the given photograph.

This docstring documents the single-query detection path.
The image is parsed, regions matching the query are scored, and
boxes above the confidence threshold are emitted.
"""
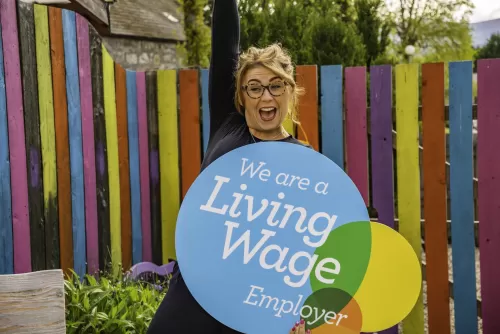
[345,66,369,204]
[477,58,500,333]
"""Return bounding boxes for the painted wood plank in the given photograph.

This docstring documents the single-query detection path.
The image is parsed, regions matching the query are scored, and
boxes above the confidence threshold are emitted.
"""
[136,71,152,262]
[1,0,31,274]
[76,13,99,275]
[345,66,369,204]
[0,269,66,333]
[370,65,394,229]
[201,69,210,153]
[421,62,451,334]
[146,71,162,265]
[395,63,424,334]
[115,63,132,271]
[369,65,396,334]
[34,4,61,270]
[62,9,87,277]
[296,65,319,150]
[102,45,122,276]
[477,58,500,333]
[320,65,343,168]
[0,14,13,275]
[448,60,478,334]
[89,26,111,271]
[158,69,180,262]
[179,69,201,198]
[48,6,73,274]
[18,1,46,272]
[126,69,142,265]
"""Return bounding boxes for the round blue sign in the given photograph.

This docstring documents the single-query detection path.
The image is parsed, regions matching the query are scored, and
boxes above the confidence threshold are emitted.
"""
[175,142,369,333]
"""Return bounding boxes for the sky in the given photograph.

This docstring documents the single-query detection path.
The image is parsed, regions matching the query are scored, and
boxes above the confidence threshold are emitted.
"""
[470,0,500,22]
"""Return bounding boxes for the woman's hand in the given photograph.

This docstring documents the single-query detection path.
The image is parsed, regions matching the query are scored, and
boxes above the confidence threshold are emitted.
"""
[289,319,310,334]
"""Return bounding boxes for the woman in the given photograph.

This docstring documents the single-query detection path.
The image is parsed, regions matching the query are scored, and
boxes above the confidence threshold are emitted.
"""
[147,0,311,332]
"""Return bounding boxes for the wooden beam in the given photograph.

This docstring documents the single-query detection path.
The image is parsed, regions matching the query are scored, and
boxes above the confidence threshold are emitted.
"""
[0,269,66,333]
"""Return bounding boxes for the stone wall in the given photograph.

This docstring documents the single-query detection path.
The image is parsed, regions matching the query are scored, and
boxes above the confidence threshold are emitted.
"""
[102,36,183,71]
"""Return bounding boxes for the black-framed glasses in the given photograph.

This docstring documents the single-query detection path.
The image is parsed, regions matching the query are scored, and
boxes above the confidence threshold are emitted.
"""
[242,80,288,99]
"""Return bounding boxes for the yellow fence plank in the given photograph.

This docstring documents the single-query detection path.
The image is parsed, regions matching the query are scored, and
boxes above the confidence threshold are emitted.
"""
[102,45,121,275]
[34,5,57,224]
[395,63,424,333]
[157,70,180,262]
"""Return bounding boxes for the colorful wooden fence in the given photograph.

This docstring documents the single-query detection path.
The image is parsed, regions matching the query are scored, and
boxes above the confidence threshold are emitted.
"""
[0,2,500,334]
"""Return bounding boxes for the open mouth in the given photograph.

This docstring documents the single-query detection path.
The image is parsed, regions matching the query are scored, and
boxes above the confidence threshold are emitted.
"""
[259,107,277,122]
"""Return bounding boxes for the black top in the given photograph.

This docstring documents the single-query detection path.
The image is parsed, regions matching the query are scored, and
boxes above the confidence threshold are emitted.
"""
[201,0,309,173]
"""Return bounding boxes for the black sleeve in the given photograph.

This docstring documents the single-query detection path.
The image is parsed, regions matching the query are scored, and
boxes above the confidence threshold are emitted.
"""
[208,0,240,137]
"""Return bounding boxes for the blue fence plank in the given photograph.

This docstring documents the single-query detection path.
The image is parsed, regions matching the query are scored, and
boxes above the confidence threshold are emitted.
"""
[126,69,142,264]
[448,60,478,334]
[62,9,86,278]
[320,65,344,169]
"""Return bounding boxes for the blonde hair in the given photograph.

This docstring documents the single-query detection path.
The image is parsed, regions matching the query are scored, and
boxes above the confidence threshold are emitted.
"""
[234,43,304,124]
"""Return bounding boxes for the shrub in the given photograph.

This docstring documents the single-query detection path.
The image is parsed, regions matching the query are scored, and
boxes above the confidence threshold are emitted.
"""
[64,270,168,333]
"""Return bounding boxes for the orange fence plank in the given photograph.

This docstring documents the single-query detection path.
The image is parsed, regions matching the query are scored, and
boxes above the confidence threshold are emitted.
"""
[421,63,451,333]
[49,7,73,274]
[179,69,202,198]
[296,65,319,150]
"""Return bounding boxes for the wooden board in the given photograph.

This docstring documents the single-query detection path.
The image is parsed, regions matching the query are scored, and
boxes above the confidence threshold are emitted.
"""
[115,63,132,271]
[48,6,73,274]
[296,65,319,150]
[201,69,210,153]
[136,71,152,262]
[146,71,162,265]
[0,269,66,333]
[158,69,180,262]
[76,13,99,275]
[395,63,424,334]
[448,60,478,333]
[0,7,13,275]
[89,26,111,271]
[126,69,143,265]
[421,63,450,334]
[102,45,122,276]
[18,1,47,272]
[179,69,201,198]
[320,65,343,169]
[477,58,500,333]
[2,0,31,274]
[345,66,369,204]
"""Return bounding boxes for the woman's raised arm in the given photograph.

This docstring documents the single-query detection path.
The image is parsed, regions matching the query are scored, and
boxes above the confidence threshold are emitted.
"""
[208,0,240,137]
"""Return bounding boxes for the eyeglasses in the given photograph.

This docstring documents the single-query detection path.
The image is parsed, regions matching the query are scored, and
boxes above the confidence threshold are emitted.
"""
[242,80,288,99]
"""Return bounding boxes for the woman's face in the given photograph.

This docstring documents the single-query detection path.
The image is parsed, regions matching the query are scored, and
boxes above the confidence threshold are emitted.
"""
[241,66,291,137]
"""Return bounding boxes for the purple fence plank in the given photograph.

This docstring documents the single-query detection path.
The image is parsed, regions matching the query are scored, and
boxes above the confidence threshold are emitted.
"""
[477,58,500,333]
[76,14,98,275]
[136,71,152,262]
[345,66,369,204]
[0,0,31,274]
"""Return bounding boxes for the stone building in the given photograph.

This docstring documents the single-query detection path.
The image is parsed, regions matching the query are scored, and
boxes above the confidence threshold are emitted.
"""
[28,0,186,70]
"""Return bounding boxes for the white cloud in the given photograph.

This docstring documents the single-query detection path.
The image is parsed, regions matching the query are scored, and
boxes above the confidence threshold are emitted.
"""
[470,0,500,22]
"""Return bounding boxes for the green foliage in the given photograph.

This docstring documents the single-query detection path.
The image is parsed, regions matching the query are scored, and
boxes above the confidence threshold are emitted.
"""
[391,0,475,62]
[354,0,392,67]
[65,270,167,333]
[178,0,212,67]
[475,33,500,60]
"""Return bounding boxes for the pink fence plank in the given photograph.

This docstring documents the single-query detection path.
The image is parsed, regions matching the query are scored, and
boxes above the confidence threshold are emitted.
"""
[345,66,369,204]
[477,58,500,333]
[76,14,98,275]
[0,0,31,273]
[136,71,152,262]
